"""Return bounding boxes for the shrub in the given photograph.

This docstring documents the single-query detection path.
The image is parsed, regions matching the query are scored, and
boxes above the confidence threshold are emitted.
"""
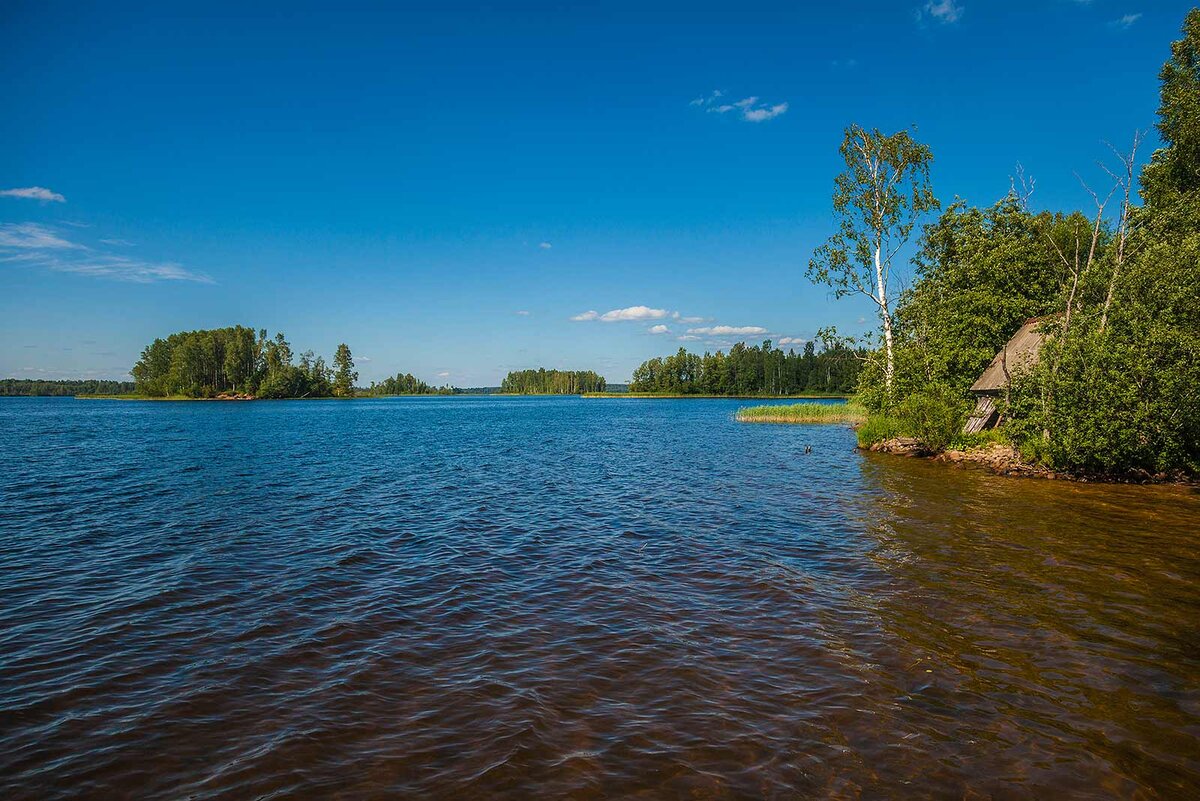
[892,383,969,452]
[855,414,904,447]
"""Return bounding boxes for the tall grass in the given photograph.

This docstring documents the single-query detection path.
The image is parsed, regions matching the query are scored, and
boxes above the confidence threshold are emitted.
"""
[735,401,867,424]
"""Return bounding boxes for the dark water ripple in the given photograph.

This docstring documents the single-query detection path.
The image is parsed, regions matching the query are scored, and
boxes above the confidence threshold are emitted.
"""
[1,396,1198,799]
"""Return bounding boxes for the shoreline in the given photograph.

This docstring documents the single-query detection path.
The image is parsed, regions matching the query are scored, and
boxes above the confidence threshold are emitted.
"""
[584,392,850,400]
[865,439,1197,486]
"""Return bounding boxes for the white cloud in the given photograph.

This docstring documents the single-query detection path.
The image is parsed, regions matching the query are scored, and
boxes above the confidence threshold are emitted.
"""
[538,242,552,249]
[689,89,724,106]
[0,223,211,283]
[920,0,963,24]
[692,91,788,123]
[648,324,670,334]
[778,337,809,346]
[516,310,530,316]
[677,315,707,323]
[574,305,670,322]
[743,102,788,123]
[0,186,66,202]
[0,223,84,250]
[98,238,134,246]
[687,325,769,336]
[437,371,450,377]
[677,334,702,341]
[1111,13,1141,29]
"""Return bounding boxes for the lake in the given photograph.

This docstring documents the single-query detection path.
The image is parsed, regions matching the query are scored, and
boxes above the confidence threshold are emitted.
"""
[2,396,1198,799]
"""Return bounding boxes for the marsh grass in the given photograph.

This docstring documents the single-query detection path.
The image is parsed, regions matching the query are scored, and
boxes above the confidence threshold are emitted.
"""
[736,401,867,424]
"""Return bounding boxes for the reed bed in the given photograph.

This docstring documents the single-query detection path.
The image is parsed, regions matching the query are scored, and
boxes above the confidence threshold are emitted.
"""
[735,401,867,425]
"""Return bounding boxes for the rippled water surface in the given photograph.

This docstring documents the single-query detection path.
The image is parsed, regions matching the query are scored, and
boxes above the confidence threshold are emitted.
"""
[2,396,1199,799]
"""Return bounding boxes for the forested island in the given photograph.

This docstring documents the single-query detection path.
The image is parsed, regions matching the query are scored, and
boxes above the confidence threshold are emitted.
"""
[131,326,359,398]
[499,369,606,394]
[748,10,1200,479]
[361,372,453,396]
[627,340,860,396]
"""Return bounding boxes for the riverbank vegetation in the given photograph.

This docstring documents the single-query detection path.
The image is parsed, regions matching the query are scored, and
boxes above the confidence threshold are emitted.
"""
[736,401,866,424]
[808,10,1200,478]
[1,379,136,396]
[131,326,359,399]
[628,340,861,396]
[500,369,606,394]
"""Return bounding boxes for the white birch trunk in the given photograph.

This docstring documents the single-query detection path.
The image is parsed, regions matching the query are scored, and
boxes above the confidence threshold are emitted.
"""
[874,244,894,392]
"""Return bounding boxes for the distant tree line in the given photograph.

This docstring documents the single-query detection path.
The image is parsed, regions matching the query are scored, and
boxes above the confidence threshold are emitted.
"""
[629,341,862,395]
[500,368,606,394]
[0,378,136,396]
[132,326,358,398]
[362,372,453,396]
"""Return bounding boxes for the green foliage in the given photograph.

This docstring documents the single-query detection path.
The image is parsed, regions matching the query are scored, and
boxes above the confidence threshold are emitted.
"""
[363,372,447,396]
[500,368,606,394]
[892,384,969,452]
[0,379,136,396]
[629,341,862,395]
[947,427,1010,452]
[808,124,940,396]
[132,326,341,399]
[332,343,357,398]
[855,415,903,447]
[1141,9,1200,205]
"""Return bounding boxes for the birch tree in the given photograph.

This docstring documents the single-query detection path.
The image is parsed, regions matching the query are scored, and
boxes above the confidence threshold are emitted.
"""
[807,125,938,399]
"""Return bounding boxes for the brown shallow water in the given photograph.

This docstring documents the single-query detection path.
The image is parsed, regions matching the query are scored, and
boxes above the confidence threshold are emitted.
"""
[1,396,1198,799]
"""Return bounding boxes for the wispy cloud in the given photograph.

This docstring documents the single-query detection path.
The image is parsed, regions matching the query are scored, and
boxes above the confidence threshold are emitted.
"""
[437,371,450,378]
[516,310,530,316]
[0,222,211,284]
[691,91,788,123]
[778,336,809,346]
[538,241,552,249]
[918,0,964,24]
[1110,13,1141,29]
[0,223,85,250]
[648,324,670,334]
[687,325,768,336]
[98,238,135,246]
[0,186,66,202]
[572,305,670,322]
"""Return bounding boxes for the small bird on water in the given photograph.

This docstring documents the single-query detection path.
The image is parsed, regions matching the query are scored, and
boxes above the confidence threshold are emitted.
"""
[804,445,813,454]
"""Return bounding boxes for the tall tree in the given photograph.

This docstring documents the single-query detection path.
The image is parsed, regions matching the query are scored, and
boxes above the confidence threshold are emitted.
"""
[332,343,357,398]
[808,124,938,398]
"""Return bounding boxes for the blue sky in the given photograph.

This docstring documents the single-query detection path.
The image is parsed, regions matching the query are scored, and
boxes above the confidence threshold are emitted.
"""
[0,1,1188,386]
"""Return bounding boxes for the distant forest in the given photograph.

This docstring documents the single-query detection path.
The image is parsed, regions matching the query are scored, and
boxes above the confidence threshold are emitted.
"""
[630,340,862,395]
[500,369,606,394]
[361,372,453,396]
[0,379,135,396]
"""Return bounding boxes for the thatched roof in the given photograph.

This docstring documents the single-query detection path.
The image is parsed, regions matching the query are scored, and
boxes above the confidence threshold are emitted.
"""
[970,317,1050,394]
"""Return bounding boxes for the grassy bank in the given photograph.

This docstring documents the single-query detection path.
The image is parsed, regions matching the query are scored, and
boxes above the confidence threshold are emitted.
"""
[585,392,850,400]
[735,401,866,424]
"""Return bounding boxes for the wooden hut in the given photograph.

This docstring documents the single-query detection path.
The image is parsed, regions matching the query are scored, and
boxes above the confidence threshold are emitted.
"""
[962,317,1049,434]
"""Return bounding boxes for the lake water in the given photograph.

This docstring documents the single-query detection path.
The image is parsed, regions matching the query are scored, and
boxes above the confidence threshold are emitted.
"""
[2,396,1198,799]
